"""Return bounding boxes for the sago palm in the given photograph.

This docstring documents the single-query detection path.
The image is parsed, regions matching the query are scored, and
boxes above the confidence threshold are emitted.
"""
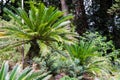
[0,3,76,63]
[65,41,112,77]
[65,40,98,65]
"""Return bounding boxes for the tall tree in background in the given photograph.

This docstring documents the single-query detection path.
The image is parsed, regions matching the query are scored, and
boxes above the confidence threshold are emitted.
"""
[60,0,68,16]
[108,0,120,48]
[99,0,113,33]
[85,0,113,33]
[73,0,88,35]
[0,0,3,16]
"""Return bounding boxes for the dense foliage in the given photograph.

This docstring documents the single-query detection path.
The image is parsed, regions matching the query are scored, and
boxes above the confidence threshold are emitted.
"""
[0,0,120,80]
[0,61,50,80]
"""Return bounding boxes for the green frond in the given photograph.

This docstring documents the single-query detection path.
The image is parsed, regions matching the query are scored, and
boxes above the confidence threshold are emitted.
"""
[3,27,32,39]
[0,32,10,39]
[0,61,9,80]
[50,34,63,42]
[52,14,73,28]
[38,41,50,56]
[18,8,34,30]
[0,62,50,80]
[9,64,21,80]
[3,8,22,26]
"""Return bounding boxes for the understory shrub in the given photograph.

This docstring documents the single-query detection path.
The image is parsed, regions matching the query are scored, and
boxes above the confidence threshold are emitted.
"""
[64,31,119,79]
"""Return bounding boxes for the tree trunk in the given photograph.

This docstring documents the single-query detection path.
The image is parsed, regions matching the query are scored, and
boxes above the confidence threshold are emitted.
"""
[24,39,40,67]
[60,0,70,29]
[0,0,3,16]
[73,0,88,35]
[60,0,68,16]
[98,0,113,33]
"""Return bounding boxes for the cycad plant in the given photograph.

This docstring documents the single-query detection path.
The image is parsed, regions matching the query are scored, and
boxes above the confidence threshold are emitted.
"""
[0,61,50,80]
[65,40,112,77]
[65,40,98,65]
[0,3,76,62]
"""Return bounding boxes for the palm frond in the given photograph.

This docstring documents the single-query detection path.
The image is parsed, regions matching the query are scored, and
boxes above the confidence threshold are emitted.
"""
[0,62,50,80]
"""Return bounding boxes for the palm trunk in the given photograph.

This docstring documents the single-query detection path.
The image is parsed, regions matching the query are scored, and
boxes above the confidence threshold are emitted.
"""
[24,39,40,67]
